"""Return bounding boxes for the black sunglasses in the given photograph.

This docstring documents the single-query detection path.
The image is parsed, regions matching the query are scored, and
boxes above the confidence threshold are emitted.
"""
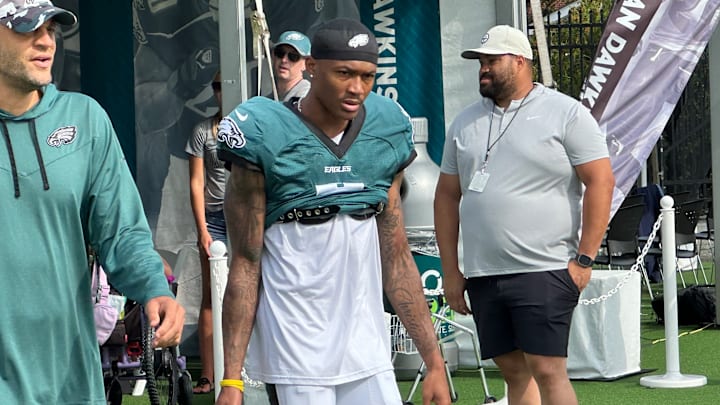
[273,48,301,62]
[211,82,222,92]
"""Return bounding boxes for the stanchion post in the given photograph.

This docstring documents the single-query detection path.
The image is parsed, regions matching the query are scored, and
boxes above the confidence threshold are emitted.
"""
[208,240,229,401]
[640,196,706,388]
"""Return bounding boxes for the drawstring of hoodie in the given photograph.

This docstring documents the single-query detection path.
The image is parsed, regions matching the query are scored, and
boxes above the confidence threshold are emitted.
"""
[1,120,21,198]
[0,120,50,198]
[29,121,50,192]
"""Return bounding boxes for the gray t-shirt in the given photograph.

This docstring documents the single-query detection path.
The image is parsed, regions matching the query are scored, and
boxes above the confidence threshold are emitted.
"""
[185,117,227,211]
[440,84,609,277]
[281,78,310,102]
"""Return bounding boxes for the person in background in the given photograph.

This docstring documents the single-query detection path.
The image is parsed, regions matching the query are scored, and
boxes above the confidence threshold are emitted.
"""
[271,30,311,101]
[434,25,615,405]
[185,70,227,394]
[215,18,450,405]
[131,0,220,232]
[0,1,185,403]
[162,256,175,282]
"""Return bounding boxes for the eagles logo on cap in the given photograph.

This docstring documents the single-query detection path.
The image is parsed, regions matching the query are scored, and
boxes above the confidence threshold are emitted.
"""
[348,34,369,48]
[311,18,378,64]
[274,30,311,57]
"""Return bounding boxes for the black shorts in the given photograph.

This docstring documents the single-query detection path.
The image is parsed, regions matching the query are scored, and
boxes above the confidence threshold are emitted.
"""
[466,269,580,359]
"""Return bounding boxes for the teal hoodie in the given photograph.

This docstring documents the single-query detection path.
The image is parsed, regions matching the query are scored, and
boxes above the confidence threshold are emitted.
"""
[0,84,172,404]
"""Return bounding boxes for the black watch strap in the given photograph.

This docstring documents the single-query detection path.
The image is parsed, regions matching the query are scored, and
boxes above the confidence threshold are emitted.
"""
[574,253,594,268]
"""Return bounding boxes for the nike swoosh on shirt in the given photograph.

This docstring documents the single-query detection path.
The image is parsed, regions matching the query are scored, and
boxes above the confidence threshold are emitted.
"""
[526,115,541,120]
[238,113,249,121]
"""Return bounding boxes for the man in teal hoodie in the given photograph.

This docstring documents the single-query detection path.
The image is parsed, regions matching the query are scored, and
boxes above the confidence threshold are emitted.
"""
[0,1,186,403]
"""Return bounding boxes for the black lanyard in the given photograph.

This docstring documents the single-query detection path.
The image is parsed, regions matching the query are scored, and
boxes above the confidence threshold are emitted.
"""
[484,92,531,165]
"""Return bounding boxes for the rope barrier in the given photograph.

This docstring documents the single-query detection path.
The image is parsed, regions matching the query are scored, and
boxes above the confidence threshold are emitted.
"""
[251,0,278,100]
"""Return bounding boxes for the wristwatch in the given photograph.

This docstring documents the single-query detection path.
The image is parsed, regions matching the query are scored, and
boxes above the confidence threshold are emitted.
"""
[574,253,595,268]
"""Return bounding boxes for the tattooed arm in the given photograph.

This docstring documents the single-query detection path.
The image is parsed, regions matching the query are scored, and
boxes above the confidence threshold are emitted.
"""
[215,165,266,405]
[379,172,450,405]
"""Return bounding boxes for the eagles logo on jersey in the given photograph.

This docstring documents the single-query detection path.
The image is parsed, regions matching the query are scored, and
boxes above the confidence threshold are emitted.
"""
[218,117,246,149]
[46,126,78,147]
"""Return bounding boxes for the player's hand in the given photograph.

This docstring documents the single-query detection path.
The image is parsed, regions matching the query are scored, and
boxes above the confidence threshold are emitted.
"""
[198,229,213,257]
[444,268,470,315]
[144,296,185,347]
[422,364,452,405]
[215,386,243,405]
[567,260,591,292]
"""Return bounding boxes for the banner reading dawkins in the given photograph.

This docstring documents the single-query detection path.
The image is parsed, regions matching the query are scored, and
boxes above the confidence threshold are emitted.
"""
[580,0,720,213]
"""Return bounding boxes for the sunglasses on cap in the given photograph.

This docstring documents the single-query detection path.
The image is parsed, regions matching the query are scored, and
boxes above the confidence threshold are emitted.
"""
[273,48,301,62]
[212,82,222,92]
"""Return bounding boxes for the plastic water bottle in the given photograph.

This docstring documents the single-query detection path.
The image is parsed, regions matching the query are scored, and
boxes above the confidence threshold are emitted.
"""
[402,117,441,231]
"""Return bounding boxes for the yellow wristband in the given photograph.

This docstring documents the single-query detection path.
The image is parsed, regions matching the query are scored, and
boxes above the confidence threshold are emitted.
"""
[220,379,244,392]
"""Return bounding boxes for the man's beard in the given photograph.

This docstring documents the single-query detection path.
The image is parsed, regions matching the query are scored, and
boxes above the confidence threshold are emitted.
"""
[479,81,497,99]
[0,52,49,92]
[479,73,513,101]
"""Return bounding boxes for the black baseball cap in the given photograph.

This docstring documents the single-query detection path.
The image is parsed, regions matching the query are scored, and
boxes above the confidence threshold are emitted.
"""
[311,18,378,65]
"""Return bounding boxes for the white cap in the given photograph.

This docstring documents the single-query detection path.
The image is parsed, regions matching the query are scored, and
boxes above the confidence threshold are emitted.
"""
[461,25,533,60]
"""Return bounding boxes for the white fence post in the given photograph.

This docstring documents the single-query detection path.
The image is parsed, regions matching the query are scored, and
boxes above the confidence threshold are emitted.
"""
[640,196,706,388]
[209,240,229,401]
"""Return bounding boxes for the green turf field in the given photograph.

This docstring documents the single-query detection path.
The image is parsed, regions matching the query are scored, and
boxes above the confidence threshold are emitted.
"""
[122,275,719,405]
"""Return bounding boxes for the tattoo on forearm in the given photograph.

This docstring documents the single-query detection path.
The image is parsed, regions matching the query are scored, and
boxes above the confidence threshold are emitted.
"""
[220,167,266,375]
[378,197,401,261]
[379,188,440,359]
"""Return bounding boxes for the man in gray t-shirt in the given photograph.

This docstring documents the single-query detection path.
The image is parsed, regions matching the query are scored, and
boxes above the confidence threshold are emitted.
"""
[434,25,615,405]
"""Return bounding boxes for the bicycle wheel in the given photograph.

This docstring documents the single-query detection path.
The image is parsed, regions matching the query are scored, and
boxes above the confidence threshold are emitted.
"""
[142,312,179,405]
[104,375,123,405]
[177,370,194,405]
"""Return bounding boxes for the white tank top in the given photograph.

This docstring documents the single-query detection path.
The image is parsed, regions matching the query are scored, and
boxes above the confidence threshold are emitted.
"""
[244,215,393,385]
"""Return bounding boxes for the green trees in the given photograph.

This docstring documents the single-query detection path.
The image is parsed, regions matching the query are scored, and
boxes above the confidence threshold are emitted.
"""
[530,0,615,98]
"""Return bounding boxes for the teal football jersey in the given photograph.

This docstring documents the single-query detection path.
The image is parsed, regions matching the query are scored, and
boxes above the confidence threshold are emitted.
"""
[218,92,415,226]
